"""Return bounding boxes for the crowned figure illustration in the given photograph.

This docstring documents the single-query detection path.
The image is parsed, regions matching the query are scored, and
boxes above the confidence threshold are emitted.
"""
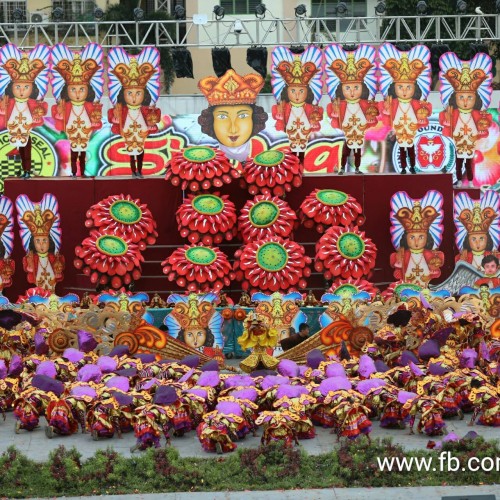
[50,43,104,177]
[271,46,323,156]
[0,44,50,178]
[438,53,493,187]
[16,193,64,292]
[325,44,379,174]
[198,69,267,163]
[0,197,15,292]
[378,44,432,174]
[389,191,445,286]
[454,190,499,272]
[164,292,224,359]
[108,47,161,178]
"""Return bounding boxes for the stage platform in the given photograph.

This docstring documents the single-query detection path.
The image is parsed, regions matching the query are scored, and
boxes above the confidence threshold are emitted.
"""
[3,173,478,301]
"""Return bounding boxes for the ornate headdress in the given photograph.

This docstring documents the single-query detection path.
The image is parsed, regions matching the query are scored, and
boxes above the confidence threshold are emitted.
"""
[458,202,497,234]
[276,58,319,86]
[383,53,426,83]
[54,53,99,86]
[443,62,487,93]
[111,57,156,89]
[198,69,264,106]
[0,214,9,236]
[3,52,45,83]
[330,53,373,84]
[395,201,438,233]
[255,292,299,330]
[21,204,56,237]
[171,293,211,330]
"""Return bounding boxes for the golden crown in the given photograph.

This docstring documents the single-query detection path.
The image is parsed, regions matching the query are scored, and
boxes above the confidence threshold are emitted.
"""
[444,62,487,93]
[198,69,264,106]
[276,58,319,86]
[330,53,372,84]
[383,52,425,83]
[3,53,45,83]
[21,205,56,237]
[54,53,99,86]
[111,57,156,89]
[395,201,438,233]
[458,202,497,234]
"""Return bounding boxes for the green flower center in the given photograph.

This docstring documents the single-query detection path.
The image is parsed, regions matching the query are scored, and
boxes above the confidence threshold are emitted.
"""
[192,194,224,215]
[249,201,279,227]
[109,200,142,225]
[256,242,288,272]
[96,235,128,256]
[333,284,359,297]
[185,246,217,265]
[182,146,216,163]
[394,283,422,297]
[336,232,365,260]
[253,150,285,167]
[316,189,349,206]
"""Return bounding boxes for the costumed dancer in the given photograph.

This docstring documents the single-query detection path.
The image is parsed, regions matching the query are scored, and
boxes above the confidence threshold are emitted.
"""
[16,194,64,292]
[13,386,50,433]
[378,44,432,174]
[330,396,372,442]
[87,396,122,440]
[325,44,379,174]
[0,197,15,293]
[271,46,323,161]
[389,191,445,287]
[108,47,161,178]
[454,191,499,272]
[403,395,447,436]
[468,379,500,427]
[0,44,49,178]
[255,410,300,447]
[130,403,171,452]
[50,43,104,177]
[439,52,493,187]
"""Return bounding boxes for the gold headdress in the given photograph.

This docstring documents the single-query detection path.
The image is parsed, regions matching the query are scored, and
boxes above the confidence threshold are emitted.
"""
[171,293,211,330]
[3,52,45,83]
[330,53,372,84]
[459,202,497,234]
[0,214,8,235]
[276,58,319,86]
[21,204,56,237]
[395,201,438,233]
[54,53,99,86]
[198,69,264,106]
[383,52,425,83]
[444,62,487,93]
[111,57,156,89]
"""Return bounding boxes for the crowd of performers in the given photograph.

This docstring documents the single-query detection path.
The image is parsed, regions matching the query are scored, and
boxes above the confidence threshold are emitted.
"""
[0,295,498,455]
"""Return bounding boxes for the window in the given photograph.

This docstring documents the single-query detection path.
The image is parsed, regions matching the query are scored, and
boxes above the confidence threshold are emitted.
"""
[311,0,367,30]
[220,0,261,15]
[0,1,27,24]
[52,0,94,21]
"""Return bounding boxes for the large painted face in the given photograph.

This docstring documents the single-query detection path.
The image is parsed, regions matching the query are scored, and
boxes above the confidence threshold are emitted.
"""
[394,82,416,100]
[468,232,488,253]
[341,82,363,101]
[212,105,253,148]
[67,84,89,103]
[34,235,50,254]
[278,327,290,342]
[407,231,428,251]
[287,85,308,105]
[12,81,33,99]
[484,261,499,276]
[184,327,206,349]
[124,88,145,106]
[455,91,477,111]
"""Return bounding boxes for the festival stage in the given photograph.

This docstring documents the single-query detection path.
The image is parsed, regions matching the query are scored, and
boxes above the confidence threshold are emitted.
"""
[3,172,478,301]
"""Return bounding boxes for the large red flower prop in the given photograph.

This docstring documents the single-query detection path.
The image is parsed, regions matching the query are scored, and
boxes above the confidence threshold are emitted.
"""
[238,195,297,244]
[234,236,311,293]
[74,230,143,289]
[165,146,239,192]
[327,278,379,299]
[241,150,303,197]
[176,193,237,245]
[161,244,234,292]
[85,194,158,251]
[315,226,377,280]
[300,189,364,233]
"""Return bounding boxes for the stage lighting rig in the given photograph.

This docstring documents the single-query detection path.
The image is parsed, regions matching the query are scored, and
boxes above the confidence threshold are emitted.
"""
[456,0,467,13]
[213,5,225,20]
[375,1,386,16]
[255,3,266,19]
[133,7,144,21]
[416,0,428,15]
[174,5,186,20]
[295,4,307,17]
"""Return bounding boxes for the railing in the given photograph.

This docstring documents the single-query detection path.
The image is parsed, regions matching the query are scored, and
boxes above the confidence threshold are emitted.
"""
[0,14,498,48]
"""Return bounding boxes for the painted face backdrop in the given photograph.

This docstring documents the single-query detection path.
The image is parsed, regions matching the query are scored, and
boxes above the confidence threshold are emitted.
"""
[15,193,64,293]
[389,190,445,287]
[0,196,15,292]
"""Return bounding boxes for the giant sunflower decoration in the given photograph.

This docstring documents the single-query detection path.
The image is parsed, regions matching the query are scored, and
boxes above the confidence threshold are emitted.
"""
[238,195,297,244]
[176,193,237,245]
[315,225,377,280]
[300,188,364,233]
[234,236,311,293]
[74,231,143,289]
[85,194,158,251]
[327,278,379,299]
[241,150,303,197]
[165,146,239,192]
[161,244,234,292]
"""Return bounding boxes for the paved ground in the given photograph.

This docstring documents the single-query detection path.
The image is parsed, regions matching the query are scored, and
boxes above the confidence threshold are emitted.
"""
[1,411,499,461]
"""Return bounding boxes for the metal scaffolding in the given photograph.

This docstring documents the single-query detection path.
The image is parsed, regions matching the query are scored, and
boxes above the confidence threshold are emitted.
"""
[0,14,498,49]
